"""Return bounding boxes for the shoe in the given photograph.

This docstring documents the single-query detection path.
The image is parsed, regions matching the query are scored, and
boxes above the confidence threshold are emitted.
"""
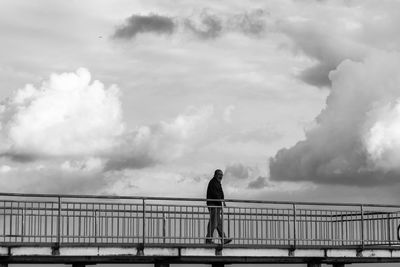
[223,238,233,245]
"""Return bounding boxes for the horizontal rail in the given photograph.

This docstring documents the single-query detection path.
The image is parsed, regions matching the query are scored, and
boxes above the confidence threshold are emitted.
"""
[0,192,400,208]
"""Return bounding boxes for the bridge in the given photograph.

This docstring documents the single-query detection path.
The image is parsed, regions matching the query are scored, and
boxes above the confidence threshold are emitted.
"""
[1,193,400,267]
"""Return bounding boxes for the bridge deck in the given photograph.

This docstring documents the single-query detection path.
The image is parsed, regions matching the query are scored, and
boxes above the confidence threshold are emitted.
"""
[0,192,400,265]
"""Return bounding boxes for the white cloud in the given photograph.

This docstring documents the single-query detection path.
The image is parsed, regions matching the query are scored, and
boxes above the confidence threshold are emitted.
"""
[1,68,125,158]
[364,100,400,172]
[0,67,233,174]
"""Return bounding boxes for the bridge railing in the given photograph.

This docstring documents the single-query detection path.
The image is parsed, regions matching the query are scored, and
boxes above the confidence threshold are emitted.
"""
[0,193,400,248]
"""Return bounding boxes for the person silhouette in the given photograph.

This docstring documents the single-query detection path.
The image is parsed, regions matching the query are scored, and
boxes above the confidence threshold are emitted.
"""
[205,169,232,244]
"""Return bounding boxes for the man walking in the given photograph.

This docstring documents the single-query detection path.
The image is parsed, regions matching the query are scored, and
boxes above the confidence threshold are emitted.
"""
[205,169,232,244]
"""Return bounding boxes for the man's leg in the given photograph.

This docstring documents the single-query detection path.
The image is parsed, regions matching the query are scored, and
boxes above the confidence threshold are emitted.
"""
[206,207,217,243]
[215,207,224,238]
[215,207,232,244]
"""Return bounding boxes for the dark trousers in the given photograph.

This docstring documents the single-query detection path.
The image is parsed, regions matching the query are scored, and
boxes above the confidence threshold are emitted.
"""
[206,206,226,239]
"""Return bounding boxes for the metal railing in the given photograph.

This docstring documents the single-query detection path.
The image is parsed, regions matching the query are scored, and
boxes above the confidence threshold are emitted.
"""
[0,192,400,248]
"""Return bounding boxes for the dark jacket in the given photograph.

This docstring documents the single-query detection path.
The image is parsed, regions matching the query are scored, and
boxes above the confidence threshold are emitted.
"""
[206,177,224,206]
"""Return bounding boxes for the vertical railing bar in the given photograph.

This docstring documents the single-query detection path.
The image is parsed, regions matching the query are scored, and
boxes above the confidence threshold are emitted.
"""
[142,198,146,245]
[9,201,13,242]
[84,203,87,243]
[44,202,47,243]
[293,204,297,249]
[21,201,25,243]
[221,202,224,248]
[35,203,38,242]
[106,204,109,244]
[196,206,199,244]
[179,205,182,243]
[79,203,82,244]
[57,196,61,246]
[163,211,166,244]
[192,205,194,244]
[168,205,171,244]
[95,208,98,244]
[388,212,391,246]
[3,201,5,243]
[16,201,20,242]
[16,201,19,243]
[256,208,259,245]
[72,203,75,243]
[361,205,364,248]
[305,209,308,245]
[286,208,290,246]
[117,204,120,243]
[30,203,33,242]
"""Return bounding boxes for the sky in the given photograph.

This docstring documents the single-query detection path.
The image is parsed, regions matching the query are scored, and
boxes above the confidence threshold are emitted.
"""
[3,1,400,267]
[2,0,400,220]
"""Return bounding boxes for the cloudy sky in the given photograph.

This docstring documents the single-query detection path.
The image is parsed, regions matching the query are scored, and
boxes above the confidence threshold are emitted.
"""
[2,0,400,206]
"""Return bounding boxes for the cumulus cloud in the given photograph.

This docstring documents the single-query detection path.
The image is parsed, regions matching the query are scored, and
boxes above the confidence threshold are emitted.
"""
[113,14,175,39]
[0,68,220,173]
[270,51,400,186]
[0,68,124,159]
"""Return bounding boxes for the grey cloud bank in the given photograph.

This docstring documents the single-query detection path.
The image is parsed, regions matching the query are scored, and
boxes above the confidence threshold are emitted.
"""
[270,52,400,186]
[112,9,268,40]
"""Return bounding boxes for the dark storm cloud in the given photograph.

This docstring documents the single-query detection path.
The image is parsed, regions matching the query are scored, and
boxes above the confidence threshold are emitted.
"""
[113,14,175,39]
[247,176,269,189]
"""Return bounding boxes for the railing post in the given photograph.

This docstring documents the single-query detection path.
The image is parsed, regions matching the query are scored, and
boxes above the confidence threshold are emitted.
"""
[360,205,364,248]
[293,204,297,249]
[21,204,25,242]
[387,213,391,246]
[57,196,62,246]
[163,212,166,244]
[341,214,344,246]
[94,209,98,244]
[221,202,224,248]
[142,199,146,245]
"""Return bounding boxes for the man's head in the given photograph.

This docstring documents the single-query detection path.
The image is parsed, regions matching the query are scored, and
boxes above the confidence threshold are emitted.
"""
[214,169,223,182]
